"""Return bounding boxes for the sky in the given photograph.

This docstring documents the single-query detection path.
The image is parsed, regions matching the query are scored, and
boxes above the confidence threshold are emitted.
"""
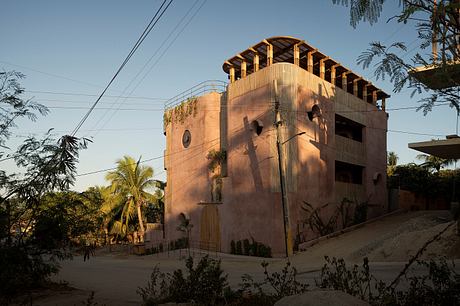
[1,0,458,191]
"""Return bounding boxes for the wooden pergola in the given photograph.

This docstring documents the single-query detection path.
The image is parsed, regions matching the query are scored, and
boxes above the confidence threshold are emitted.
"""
[222,36,390,109]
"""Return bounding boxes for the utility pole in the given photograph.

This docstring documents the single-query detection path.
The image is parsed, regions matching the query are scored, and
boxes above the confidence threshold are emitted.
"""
[273,80,293,257]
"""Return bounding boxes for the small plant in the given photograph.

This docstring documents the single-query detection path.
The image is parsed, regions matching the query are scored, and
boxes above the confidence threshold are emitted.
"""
[137,265,169,305]
[236,240,242,255]
[353,199,368,225]
[243,239,250,256]
[207,149,227,173]
[317,256,460,306]
[231,238,272,258]
[163,97,198,129]
[301,201,339,236]
[240,261,309,302]
[316,256,373,302]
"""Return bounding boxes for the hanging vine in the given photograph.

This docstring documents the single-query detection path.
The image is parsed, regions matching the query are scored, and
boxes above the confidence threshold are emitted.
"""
[163,97,198,130]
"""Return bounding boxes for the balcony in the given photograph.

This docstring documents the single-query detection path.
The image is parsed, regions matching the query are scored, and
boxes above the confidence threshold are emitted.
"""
[335,135,366,166]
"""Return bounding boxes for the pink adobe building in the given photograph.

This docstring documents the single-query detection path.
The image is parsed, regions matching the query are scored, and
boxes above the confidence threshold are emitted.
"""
[162,36,390,257]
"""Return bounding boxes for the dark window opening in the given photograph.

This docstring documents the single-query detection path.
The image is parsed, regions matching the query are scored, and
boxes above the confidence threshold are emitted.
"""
[335,161,363,184]
[335,114,363,142]
[251,120,263,136]
[313,59,320,76]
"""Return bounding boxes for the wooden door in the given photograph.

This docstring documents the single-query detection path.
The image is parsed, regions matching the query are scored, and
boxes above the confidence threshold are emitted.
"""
[200,205,221,251]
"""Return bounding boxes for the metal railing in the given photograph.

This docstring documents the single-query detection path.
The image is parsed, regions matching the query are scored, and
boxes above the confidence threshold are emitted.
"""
[146,238,220,259]
[164,80,227,110]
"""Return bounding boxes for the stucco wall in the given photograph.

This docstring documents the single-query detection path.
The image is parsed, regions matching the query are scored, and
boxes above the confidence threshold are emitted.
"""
[163,63,388,257]
[164,92,221,244]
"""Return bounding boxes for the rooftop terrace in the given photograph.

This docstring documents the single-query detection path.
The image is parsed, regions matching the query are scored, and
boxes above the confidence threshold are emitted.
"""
[222,36,390,109]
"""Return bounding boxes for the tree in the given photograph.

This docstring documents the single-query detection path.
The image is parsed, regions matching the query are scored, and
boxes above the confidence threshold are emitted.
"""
[177,212,193,255]
[387,151,399,175]
[333,0,460,114]
[105,156,157,242]
[416,153,456,172]
[0,70,89,301]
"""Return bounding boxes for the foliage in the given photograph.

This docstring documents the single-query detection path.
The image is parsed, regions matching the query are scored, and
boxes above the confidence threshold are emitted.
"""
[137,255,228,305]
[353,198,369,224]
[104,156,158,241]
[169,237,189,250]
[302,202,339,236]
[144,180,165,224]
[332,0,460,114]
[301,198,369,239]
[416,153,457,173]
[236,240,242,255]
[231,240,236,254]
[207,149,227,173]
[0,70,48,150]
[317,256,373,301]
[230,238,272,258]
[163,97,198,129]
[240,261,309,303]
[0,71,90,302]
[317,256,460,306]
[387,151,398,176]
[388,163,460,202]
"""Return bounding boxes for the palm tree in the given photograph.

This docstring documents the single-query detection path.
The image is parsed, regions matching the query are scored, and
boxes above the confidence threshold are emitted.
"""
[387,151,398,167]
[416,154,456,173]
[387,151,398,176]
[105,156,156,243]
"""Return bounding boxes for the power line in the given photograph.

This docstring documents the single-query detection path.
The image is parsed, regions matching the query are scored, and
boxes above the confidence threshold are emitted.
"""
[88,0,206,138]
[70,0,173,136]
[27,90,167,101]
[0,60,106,89]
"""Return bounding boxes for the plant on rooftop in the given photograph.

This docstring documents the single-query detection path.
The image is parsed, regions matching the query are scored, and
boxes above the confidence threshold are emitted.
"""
[163,96,198,129]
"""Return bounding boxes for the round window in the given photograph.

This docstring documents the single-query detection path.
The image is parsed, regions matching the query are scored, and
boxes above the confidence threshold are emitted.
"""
[182,130,191,148]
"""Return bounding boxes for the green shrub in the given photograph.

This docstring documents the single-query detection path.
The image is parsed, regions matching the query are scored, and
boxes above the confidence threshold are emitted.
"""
[231,239,272,258]
[243,239,250,256]
[230,240,236,254]
[317,256,460,306]
[137,256,228,305]
[240,261,309,302]
[236,240,242,255]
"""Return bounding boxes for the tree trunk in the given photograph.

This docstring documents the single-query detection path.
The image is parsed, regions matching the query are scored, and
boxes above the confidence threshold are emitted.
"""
[137,202,145,243]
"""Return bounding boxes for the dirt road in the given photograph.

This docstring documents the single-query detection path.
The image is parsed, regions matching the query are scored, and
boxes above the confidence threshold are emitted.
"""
[35,210,459,305]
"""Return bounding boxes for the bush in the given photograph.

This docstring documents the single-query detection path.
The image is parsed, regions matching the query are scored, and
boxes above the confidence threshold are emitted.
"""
[317,256,460,306]
[231,238,272,258]
[137,255,228,305]
[240,261,309,303]
[236,240,242,255]
[243,239,250,256]
[230,240,236,254]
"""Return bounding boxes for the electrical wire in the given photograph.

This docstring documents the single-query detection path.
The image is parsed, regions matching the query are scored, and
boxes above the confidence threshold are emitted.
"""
[70,0,173,136]
[88,0,206,138]
[27,90,167,101]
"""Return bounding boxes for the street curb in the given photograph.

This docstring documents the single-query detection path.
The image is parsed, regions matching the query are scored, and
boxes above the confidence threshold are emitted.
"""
[298,209,407,252]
